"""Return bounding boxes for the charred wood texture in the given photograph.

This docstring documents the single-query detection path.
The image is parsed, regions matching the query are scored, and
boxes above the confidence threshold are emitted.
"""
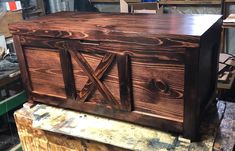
[10,12,222,141]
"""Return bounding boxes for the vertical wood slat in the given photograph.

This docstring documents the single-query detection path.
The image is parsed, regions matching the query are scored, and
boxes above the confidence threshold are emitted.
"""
[59,49,77,100]
[117,54,132,111]
[13,35,32,97]
[183,48,199,141]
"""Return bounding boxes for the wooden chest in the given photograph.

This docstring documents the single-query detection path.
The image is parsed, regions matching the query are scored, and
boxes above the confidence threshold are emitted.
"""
[9,12,221,140]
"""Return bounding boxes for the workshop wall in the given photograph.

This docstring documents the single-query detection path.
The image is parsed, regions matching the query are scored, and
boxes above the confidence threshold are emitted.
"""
[94,3,119,12]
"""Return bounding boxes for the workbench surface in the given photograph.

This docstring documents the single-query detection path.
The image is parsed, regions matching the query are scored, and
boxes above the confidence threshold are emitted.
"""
[14,101,235,151]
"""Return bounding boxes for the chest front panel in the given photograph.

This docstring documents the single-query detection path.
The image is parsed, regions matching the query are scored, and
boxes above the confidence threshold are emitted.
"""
[19,36,185,125]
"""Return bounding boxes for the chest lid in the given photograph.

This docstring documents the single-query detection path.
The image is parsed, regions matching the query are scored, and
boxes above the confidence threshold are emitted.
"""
[9,12,221,43]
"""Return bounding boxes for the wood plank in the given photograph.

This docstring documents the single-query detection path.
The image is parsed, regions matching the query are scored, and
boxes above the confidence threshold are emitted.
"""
[183,17,221,140]
[79,53,115,102]
[19,36,188,64]
[9,12,220,41]
[59,49,76,100]
[183,48,199,141]
[117,54,133,111]
[24,47,66,98]
[14,105,130,151]
[71,52,121,106]
[131,60,185,123]
[67,47,120,109]
[198,19,221,110]
[13,35,32,96]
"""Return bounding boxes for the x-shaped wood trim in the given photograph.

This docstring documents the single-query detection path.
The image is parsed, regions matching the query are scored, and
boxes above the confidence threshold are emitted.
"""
[79,53,115,102]
[66,48,120,109]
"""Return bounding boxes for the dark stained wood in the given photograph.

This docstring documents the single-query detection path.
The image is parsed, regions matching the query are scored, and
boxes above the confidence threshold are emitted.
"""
[131,60,185,123]
[117,54,133,111]
[78,53,116,103]
[19,36,189,64]
[59,49,76,100]
[199,19,222,110]
[9,12,220,41]
[183,48,200,140]
[71,52,121,106]
[183,18,222,140]
[66,45,120,109]
[24,47,66,98]
[13,36,32,92]
[11,12,222,141]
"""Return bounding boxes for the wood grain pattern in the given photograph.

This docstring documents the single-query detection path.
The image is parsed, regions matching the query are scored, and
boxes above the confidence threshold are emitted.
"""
[59,49,76,100]
[9,12,220,41]
[11,13,222,141]
[24,47,66,98]
[131,60,184,122]
[13,35,32,98]
[72,53,121,107]
[14,106,130,151]
[68,47,120,109]
[78,53,115,103]
[19,36,188,64]
[117,54,133,111]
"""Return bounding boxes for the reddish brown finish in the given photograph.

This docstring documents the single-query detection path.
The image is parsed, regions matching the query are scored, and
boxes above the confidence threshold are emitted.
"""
[132,62,185,122]
[24,47,66,98]
[10,12,219,40]
[10,12,222,141]
[77,53,115,103]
